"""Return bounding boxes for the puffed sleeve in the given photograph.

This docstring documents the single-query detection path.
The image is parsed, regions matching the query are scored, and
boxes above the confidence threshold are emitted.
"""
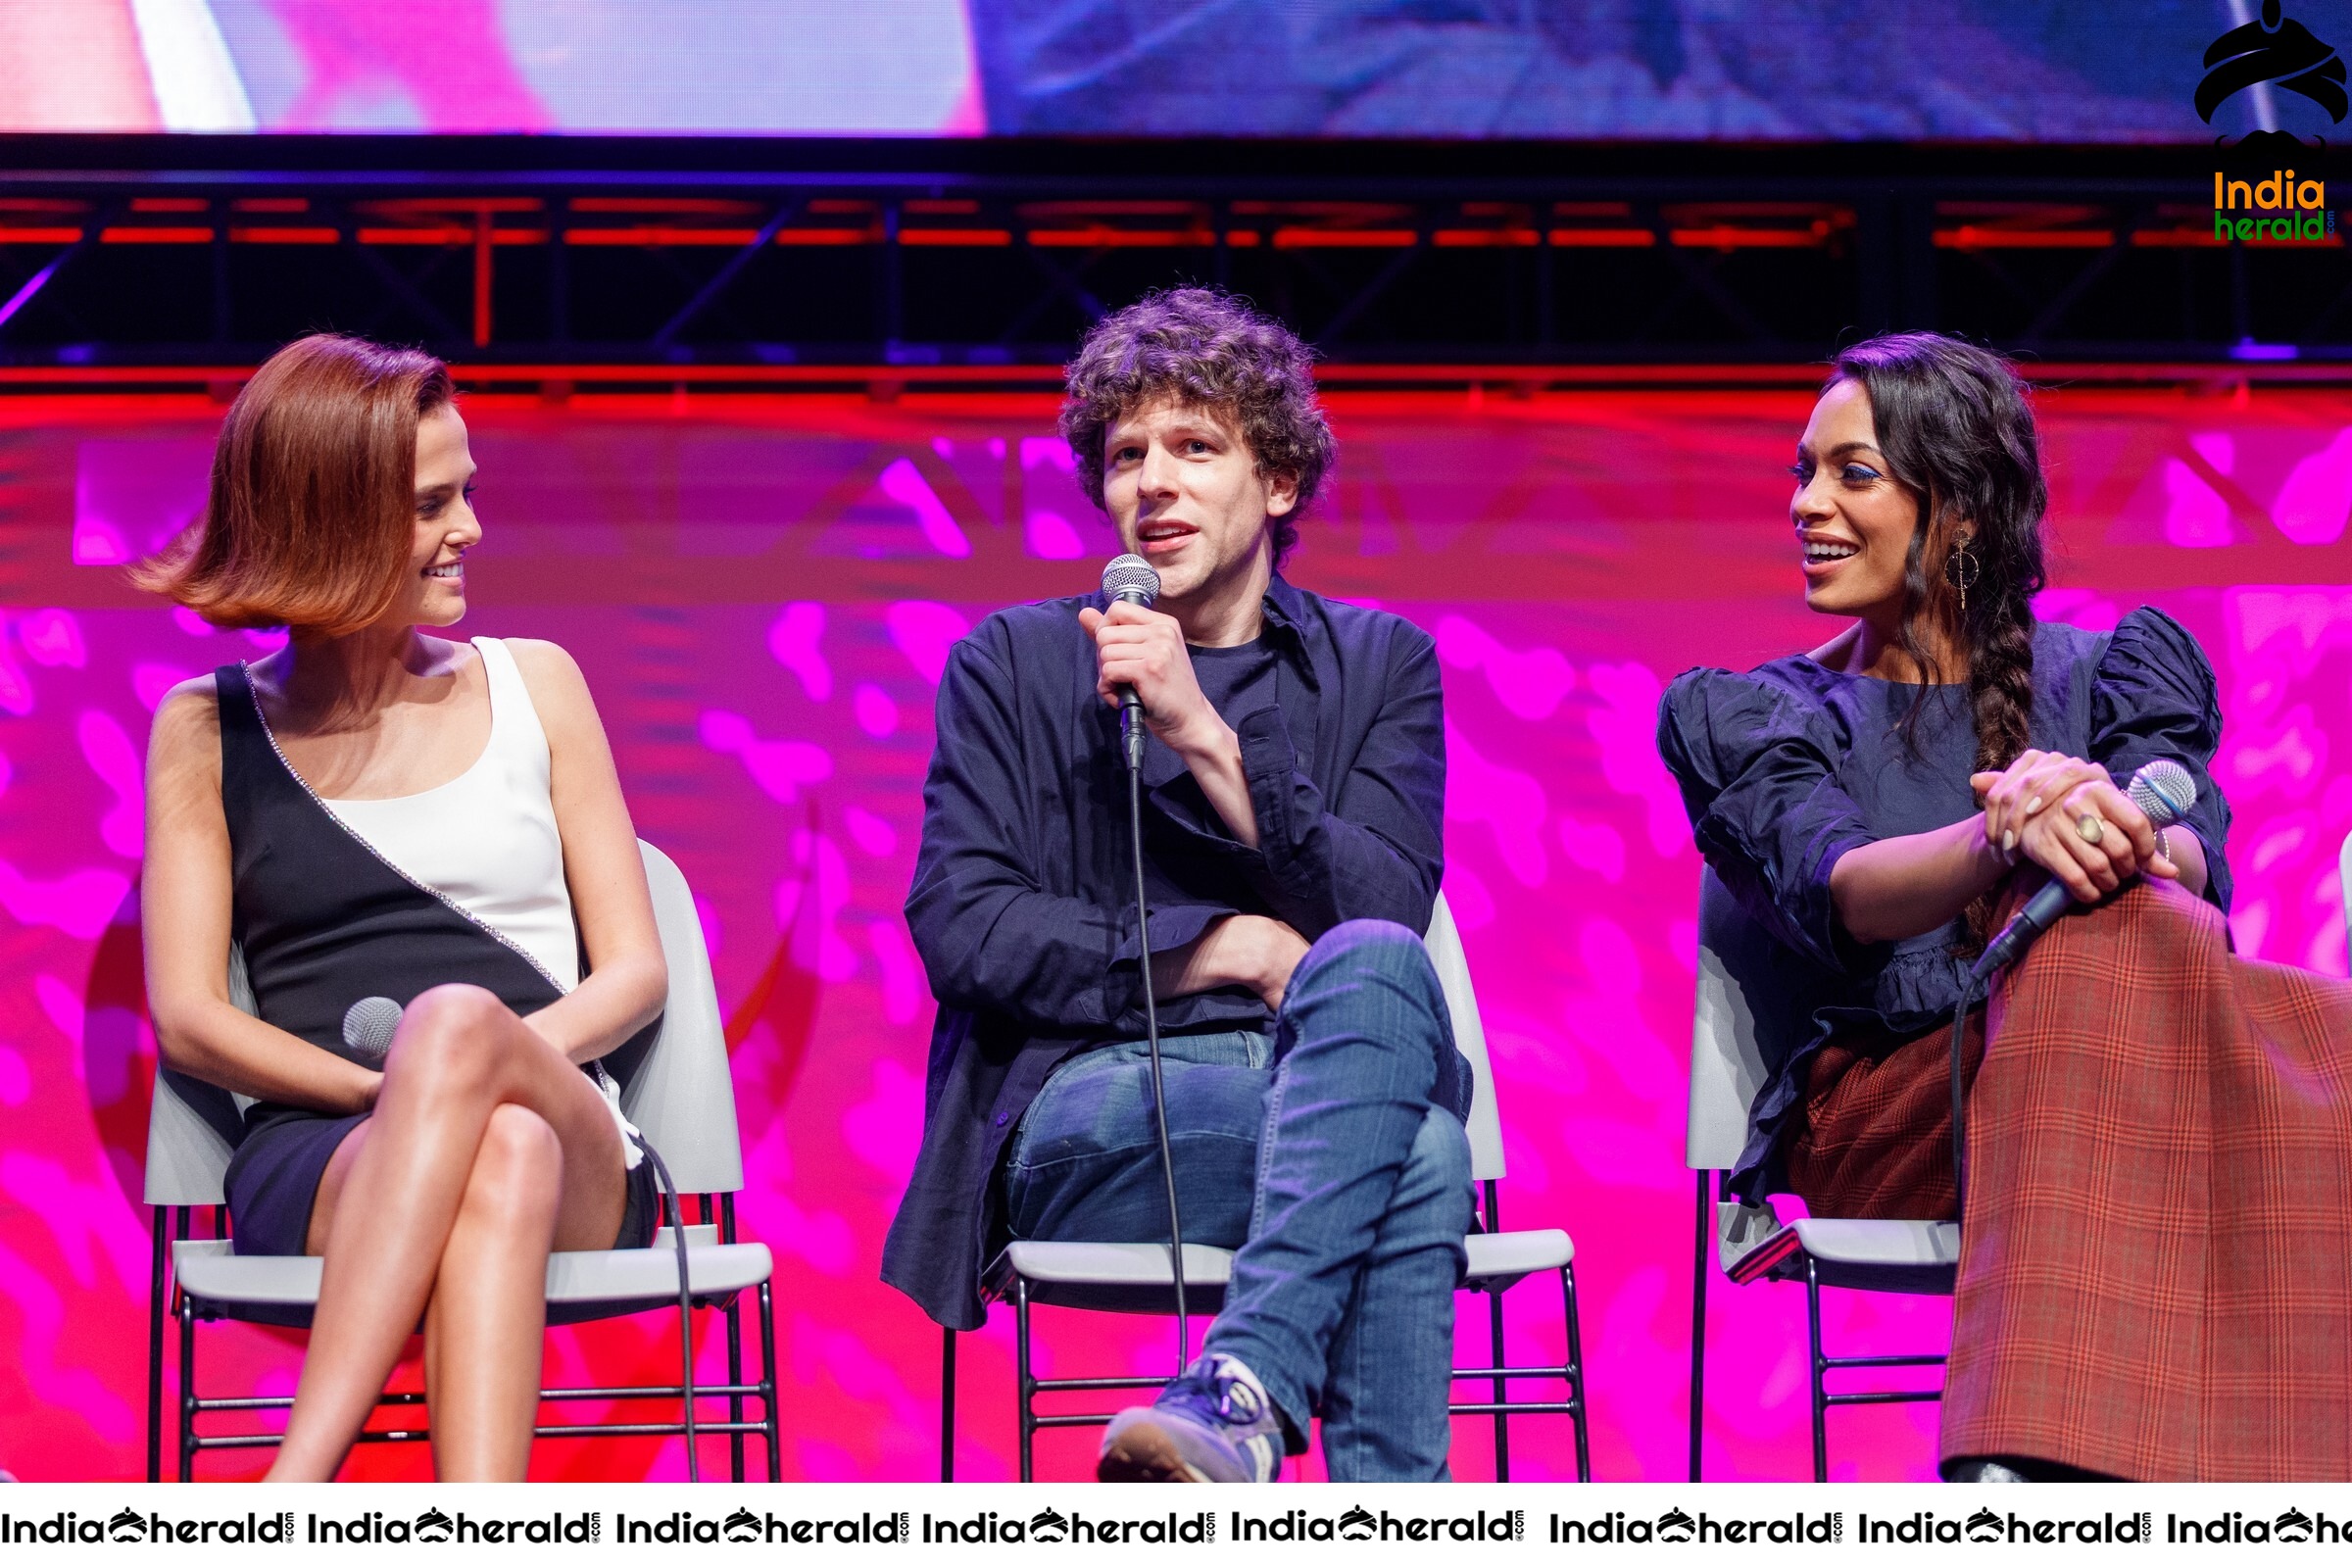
[2090,607,2232,913]
[1656,667,1878,972]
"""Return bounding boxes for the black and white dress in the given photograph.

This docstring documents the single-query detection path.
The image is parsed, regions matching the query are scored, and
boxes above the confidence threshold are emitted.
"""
[217,637,659,1257]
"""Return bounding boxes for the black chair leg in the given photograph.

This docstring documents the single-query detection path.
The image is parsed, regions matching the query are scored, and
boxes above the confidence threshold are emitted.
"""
[725,1298,746,1483]
[1478,1180,1509,1481]
[1805,1256,1828,1484]
[1486,1285,1509,1481]
[1014,1280,1036,1483]
[175,1292,195,1483]
[1689,1168,1708,1482]
[758,1280,780,1482]
[940,1327,957,1482]
[147,1206,167,1483]
[719,1194,744,1482]
[1563,1262,1591,1483]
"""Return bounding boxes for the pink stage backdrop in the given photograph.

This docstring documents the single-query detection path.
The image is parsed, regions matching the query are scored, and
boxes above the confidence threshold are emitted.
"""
[3,383,2350,1482]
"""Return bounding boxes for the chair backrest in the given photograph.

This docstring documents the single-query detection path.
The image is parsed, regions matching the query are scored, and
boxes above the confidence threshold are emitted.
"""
[620,842,741,1193]
[143,949,254,1206]
[1686,868,1774,1173]
[1423,892,1505,1182]
[144,839,740,1207]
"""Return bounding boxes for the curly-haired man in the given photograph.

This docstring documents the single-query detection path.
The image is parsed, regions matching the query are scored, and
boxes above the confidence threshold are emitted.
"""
[882,288,1469,1482]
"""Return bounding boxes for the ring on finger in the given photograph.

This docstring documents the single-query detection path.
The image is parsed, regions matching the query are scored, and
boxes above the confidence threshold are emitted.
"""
[2075,812,2105,846]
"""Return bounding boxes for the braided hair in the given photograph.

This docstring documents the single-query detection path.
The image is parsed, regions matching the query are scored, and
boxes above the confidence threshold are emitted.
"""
[1831,333,2047,772]
[1831,334,2048,943]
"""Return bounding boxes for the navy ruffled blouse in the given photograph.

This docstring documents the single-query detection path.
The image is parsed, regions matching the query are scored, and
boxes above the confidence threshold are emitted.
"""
[1657,608,2233,1200]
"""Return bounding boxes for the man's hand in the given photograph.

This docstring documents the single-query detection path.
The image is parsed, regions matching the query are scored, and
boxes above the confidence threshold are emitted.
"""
[1079,601,1231,759]
[1081,600,1262,848]
[1152,914,1310,1011]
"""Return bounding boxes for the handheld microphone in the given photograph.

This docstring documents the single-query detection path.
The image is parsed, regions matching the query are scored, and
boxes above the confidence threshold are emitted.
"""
[1101,554,1160,773]
[340,996,403,1066]
[1971,759,2198,981]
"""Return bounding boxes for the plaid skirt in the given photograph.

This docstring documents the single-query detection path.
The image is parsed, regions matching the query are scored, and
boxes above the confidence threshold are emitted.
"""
[1787,880,2352,1481]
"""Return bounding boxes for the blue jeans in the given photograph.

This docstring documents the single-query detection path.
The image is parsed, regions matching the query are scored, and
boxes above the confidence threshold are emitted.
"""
[1003,920,1474,1481]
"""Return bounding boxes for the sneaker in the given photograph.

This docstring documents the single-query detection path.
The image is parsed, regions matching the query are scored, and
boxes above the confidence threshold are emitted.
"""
[1097,1354,1284,1483]
[1942,1456,2030,1483]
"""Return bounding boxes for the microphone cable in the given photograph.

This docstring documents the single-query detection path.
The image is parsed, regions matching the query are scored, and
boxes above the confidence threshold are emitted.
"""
[1127,729,1190,1368]
[1102,552,1190,1372]
[1947,980,1974,1225]
[593,1057,700,1480]
[629,1130,702,1483]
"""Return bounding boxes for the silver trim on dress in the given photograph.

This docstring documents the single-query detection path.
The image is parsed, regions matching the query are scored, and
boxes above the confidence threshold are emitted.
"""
[237,662,572,997]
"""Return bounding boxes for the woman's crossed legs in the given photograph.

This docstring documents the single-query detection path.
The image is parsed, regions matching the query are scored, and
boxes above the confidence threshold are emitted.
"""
[268,984,629,1482]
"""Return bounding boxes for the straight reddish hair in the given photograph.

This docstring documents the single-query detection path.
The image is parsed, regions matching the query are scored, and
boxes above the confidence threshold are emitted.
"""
[134,333,452,635]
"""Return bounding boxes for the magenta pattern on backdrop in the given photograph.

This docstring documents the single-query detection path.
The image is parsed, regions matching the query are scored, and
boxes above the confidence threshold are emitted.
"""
[1,387,2348,1481]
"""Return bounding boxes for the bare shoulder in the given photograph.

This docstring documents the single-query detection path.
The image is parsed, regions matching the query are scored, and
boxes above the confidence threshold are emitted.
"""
[500,637,606,740]
[501,636,588,692]
[147,674,226,802]
[151,673,224,754]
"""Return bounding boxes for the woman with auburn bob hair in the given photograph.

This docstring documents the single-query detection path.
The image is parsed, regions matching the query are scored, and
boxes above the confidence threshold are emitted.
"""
[137,334,666,1481]
[1659,332,2352,1481]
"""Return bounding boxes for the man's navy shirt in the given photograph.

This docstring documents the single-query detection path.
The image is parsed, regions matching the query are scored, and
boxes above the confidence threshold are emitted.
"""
[881,574,1447,1329]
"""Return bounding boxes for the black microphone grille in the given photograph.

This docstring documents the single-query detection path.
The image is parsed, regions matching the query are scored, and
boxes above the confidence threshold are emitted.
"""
[1101,553,1159,607]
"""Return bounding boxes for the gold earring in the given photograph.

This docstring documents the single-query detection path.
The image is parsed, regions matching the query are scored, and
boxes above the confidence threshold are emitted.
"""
[1943,535,1981,612]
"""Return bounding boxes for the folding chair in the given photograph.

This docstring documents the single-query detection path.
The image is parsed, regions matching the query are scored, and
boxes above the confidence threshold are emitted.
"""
[941,894,1591,1482]
[142,840,781,1481]
[1685,868,1955,1483]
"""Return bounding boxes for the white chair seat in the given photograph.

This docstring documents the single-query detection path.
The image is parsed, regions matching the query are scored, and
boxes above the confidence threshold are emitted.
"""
[984,1226,1574,1311]
[985,1241,1234,1315]
[1791,1217,1958,1295]
[1463,1227,1574,1289]
[996,1240,1236,1287]
[173,1232,775,1327]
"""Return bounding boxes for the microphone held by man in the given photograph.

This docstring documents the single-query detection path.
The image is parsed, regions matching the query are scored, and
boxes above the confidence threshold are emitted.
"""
[1100,553,1160,772]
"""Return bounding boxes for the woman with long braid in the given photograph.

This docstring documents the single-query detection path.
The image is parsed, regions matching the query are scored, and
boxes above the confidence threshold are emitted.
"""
[1660,332,2352,1480]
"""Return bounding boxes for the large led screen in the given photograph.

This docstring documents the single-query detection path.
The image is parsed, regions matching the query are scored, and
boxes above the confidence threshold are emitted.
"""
[0,1,2317,139]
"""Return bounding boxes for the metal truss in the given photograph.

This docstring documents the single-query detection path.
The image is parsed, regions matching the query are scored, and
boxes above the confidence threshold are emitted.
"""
[0,136,2344,374]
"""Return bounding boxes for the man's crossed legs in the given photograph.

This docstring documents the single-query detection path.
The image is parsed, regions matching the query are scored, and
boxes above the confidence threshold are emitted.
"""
[1003,920,1474,1481]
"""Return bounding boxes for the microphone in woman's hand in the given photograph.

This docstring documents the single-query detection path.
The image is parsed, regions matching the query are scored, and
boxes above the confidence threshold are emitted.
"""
[2127,757,2197,828]
[340,996,403,1066]
[1973,760,2198,981]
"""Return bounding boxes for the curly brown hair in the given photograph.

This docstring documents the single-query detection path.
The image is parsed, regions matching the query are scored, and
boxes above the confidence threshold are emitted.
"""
[1058,287,1334,565]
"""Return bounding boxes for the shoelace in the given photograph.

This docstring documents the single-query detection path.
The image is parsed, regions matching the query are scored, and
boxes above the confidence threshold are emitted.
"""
[1205,1366,1265,1426]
